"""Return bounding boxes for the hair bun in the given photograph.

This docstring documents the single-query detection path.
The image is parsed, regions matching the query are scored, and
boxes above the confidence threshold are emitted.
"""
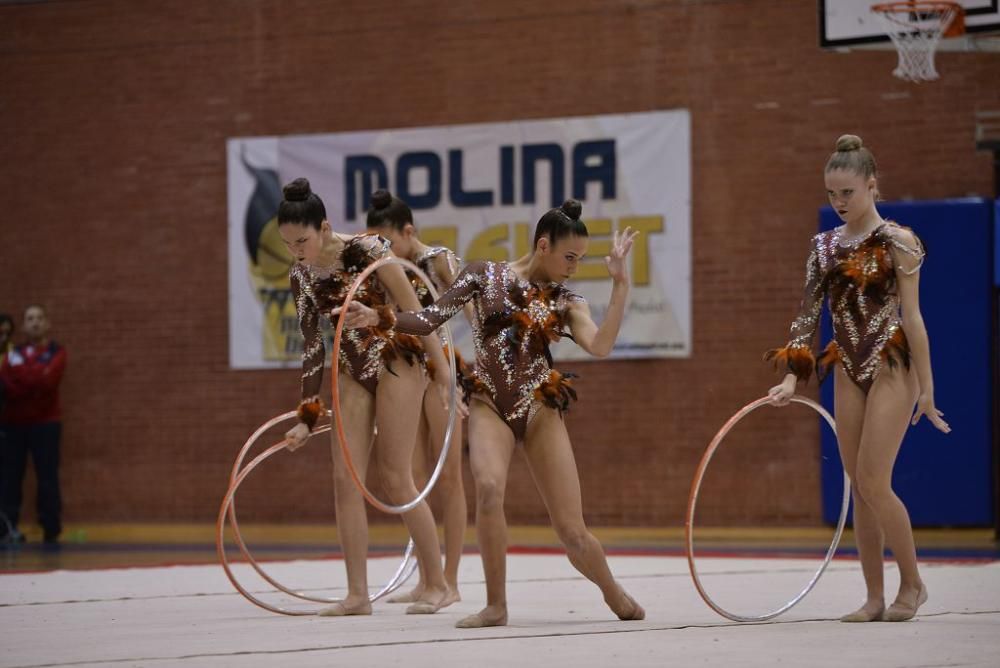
[560,199,582,221]
[371,189,393,210]
[283,177,312,202]
[836,134,863,152]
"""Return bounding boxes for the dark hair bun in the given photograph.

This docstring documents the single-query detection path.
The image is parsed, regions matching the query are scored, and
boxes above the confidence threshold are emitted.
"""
[283,177,312,202]
[560,199,582,221]
[836,134,863,152]
[371,189,393,210]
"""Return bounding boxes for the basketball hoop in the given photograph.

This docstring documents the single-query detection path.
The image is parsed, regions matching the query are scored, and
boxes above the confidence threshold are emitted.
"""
[871,1,965,81]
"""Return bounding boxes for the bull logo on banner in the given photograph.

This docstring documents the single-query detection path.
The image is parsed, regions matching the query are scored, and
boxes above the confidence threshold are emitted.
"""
[240,152,321,362]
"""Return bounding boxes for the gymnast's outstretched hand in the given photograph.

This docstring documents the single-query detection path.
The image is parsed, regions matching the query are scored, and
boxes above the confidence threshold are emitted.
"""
[605,226,640,283]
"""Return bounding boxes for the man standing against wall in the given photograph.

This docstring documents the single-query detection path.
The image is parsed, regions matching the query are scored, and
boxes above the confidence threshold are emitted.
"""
[0,313,13,411]
[0,305,67,546]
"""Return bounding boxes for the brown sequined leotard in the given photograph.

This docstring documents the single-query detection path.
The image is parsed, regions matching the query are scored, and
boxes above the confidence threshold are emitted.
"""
[394,260,582,441]
[407,246,475,389]
[766,221,926,393]
[290,234,422,401]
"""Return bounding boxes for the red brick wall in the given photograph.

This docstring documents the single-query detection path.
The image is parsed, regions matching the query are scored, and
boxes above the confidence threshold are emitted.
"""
[1,0,996,528]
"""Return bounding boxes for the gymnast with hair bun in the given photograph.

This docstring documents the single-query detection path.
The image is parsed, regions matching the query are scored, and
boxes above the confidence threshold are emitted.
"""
[336,199,646,628]
[364,188,473,608]
[276,177,455,617]
[765,135,950,623]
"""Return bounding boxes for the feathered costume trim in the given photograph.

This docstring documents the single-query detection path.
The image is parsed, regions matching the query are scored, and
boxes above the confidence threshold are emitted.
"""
[374,304,397,331]
[813,327,910,382]
[511,285,573,353]
[356,302,423,376]
[481,283,575,368]
[816,341,841,382]
[341,233,385,273]
[763,345,816,383]
[296,396,325,431]
[458,367,488,406]
[827,231,895,318]
[533,370,579,413]
[881,327,911,373]
[308,234,387,307]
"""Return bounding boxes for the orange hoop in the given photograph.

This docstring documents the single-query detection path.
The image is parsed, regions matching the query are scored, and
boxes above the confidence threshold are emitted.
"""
[330,255,457,515]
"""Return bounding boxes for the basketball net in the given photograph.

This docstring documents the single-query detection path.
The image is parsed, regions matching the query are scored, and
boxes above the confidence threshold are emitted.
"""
[872,1,965,82]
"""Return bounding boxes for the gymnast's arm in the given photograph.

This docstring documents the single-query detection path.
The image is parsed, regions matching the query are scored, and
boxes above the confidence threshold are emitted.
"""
[335,262,483,336]
[285,269,325,451]
[567,227,638,357]
[432,251,477,328]
[767,239,824,405]
[376,261,448,383]
[892,228,949,433]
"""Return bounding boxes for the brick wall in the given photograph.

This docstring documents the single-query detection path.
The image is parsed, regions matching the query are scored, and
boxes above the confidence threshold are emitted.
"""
[1,0,996,528]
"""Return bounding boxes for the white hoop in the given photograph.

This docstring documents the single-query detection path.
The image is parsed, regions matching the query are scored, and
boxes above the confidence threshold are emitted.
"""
[330,255,458,515]
[685,395,851,622]
[216,411,417,615]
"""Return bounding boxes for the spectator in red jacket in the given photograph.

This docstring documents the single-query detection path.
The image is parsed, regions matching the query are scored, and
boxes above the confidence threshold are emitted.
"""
[0,305,67,546]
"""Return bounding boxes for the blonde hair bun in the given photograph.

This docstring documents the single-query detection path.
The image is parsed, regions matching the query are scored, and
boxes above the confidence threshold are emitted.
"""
[836,134,863,152]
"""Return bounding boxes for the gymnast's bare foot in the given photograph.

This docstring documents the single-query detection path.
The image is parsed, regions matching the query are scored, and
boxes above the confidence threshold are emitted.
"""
[317,596,372,617]
[386,584,424,604]
[839,599,885,623]
[439,585,461,608]
[455,604,508,628]
[607,588,645,621]
[884,583,928,622]
[389,583,461,607]
[405,584,450,614]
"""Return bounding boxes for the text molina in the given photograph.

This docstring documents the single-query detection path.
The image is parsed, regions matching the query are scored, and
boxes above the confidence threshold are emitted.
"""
[344,139,616,220]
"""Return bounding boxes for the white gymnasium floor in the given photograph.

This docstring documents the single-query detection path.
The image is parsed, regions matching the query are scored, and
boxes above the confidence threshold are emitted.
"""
[2,552,998,667]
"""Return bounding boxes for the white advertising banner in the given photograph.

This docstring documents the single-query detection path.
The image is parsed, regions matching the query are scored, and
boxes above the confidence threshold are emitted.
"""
[227,110,691,369]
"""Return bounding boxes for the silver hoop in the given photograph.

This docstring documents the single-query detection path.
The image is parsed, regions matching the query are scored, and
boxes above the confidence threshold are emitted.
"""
[685,395,851,622]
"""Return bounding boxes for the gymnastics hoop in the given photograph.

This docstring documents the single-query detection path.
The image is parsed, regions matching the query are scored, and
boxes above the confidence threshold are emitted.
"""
[331,255,458,515]
[685,395,851,622]
[223,411,418,605]
[216,411,417,615]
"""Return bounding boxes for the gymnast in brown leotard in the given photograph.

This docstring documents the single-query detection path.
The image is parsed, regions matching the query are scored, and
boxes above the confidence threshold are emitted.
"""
[278,178,453,618]
[766,136,950,624]
[337,199,646,628]
[364,189,472,609]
